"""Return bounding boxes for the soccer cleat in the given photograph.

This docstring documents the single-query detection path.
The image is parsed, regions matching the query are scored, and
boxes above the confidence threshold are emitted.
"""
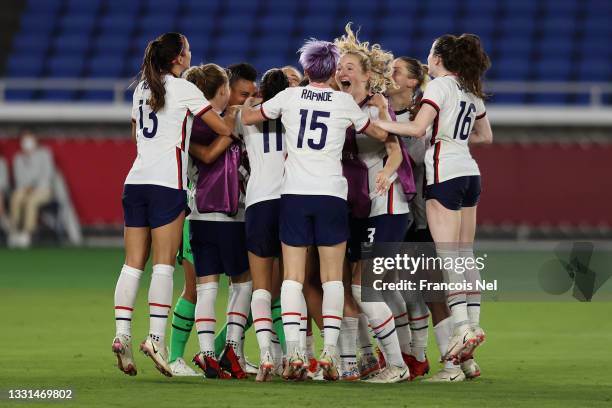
[423,367,466,382]
[112,335,137,376]
[340,363,360,381]
[306,358,319,380]
[274,357,285,377]
[461,358,481,379]
[140,336,172,377]
[365,364,410,383]
[443,327,479,364]
[282,350,305,380]
[219,345,248,379]
[255,351,274,382]
[376,347,387,369]
[358,353,380,380]
[244,357,259,375]
[169,357,200,377]
[404,353,430,380]
[193,352,231,379]
[318,349,339,381]
[472,326,486,345]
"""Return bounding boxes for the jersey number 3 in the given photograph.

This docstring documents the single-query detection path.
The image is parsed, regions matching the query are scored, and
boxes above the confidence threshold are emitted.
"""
[297,109,330,150]
[138,99,158,138]
[453,101,476,140]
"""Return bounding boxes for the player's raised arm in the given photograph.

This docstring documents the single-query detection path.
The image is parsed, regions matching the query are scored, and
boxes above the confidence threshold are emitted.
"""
[199,108,232,137]
[189,135,234,164]
[374,102,437,138]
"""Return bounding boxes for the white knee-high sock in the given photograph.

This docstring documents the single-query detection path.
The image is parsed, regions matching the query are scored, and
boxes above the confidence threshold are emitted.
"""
[434,317,455,369]
[299,294,308,355]
[251,288,273,358]
[407,292,430,362]
[438,248,469,331]
[281,280,304,355]
[114,264,143,337]
[195,282,218,357]
[357,313,374,356]
[148,264,174,347]
[460,247,482,327]
[384,290,412,355]
[322,280,344,349]
[360,300,404,368]
[338,317,358,368]
[226,280,252,356]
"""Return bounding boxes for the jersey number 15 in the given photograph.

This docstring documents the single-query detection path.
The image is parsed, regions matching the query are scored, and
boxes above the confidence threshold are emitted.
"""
[297,109,330,150]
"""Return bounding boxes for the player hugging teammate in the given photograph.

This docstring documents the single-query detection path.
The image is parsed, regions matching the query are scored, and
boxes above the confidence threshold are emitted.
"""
[112,26,493,384]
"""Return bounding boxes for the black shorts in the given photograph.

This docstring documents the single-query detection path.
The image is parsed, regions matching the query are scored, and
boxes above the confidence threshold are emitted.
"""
[122,184,186,228]
[424,176,481,211]
[245,199,281,258]
[190,220,249,277]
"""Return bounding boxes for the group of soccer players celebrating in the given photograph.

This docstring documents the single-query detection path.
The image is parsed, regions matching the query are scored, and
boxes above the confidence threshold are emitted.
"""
[111,22,493,384]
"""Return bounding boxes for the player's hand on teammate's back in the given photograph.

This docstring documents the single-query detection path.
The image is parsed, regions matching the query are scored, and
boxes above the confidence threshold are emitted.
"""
[368,93,389,112]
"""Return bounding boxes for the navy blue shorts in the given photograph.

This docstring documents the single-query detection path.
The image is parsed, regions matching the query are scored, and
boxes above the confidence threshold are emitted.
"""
[347,214,411,262]
[122,184,186,229]
[245,199,281,258]
[189,220,249,277]
[425,175,481,211]
[280,194,349,246]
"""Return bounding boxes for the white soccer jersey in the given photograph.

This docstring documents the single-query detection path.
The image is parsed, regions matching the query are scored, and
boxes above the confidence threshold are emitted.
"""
[354,99,410,217]
[395,108,431,229]
[236,109,286,209]
[126,75,211,190]
[261,85,370,200]
[421,76,485,185]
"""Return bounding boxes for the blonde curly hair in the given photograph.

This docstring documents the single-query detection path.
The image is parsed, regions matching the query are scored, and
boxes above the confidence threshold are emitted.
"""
[334,22,395,94]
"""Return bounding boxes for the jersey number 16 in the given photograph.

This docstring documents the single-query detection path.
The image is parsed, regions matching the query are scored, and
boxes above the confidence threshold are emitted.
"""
[453,101,476,140]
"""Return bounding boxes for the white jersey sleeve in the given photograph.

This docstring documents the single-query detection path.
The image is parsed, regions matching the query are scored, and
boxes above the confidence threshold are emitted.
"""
[343,94,371,133]
[421,76,481,185]
[260,89,286,120]
[175,79,212,117]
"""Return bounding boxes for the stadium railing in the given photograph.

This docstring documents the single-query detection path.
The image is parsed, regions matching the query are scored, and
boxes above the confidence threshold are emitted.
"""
[0,79,612,125]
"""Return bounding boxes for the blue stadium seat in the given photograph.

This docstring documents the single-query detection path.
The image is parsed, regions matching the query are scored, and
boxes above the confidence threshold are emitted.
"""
[534,59,571,81]
[489,93,526,105]
[58,15,96,35]
[91,35,130,57]
[537,35,574,57]
[225,0,261,14]
[66,0,102,14]
[53,34,90,54]
[252,55,289,74]
[497,36,534,58]
[183,0,223,16]
[380,0,415,14]
[6,55,45,77]
[495,57,530,80]
[256,34,293,55]
[219,15,255,36]
[24,0,62,14]
[99,15,134,34]
[5,90,36,101]
[177,16,216,36]
[213,33,251,54]
[304,0,339,15]
[422,0,459,16]
[542,0,578,16]
[463,0,498,14]
[139,14,177,35]
[260,15,295,34]
[87,55,125,78]
[531,93,568,105]
[578,61,611,81]
[419,17,456,35]
[298,14,335,39]
[105,0,143,14]
[501,0,538,14]
[19,14,55,34]
[541,17,577,35]
[143,0,181,14]
[12,34,50,54]
[47,56,85,78]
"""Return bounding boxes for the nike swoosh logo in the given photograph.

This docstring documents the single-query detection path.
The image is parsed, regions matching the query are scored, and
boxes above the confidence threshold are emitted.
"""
[151,341,158,354]
[450,374,460,381]
[463,333,469,343]
[401,369,408,378]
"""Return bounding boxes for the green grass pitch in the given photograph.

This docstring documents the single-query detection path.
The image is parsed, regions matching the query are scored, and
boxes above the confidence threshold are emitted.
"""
[1,248,611,407]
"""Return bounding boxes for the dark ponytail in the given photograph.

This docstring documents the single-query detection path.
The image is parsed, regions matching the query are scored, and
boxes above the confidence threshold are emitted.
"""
[260,68,289,102]
[433,34,491,99]
[141,32,185,112]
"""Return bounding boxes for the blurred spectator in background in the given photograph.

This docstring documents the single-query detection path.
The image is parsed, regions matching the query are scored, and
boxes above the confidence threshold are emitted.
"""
[0,154,9,233]
[9,131,55,248]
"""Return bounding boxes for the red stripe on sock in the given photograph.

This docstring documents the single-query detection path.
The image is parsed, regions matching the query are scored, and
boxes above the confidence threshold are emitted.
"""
[322,315,342,320]
[227,312,248,319]
[149,303,171,308]
[195,318,216,323]
[282,312,301,316]
[394,312,408,319]
[253,318,273,323]
[409,314,430,322]
[114,306,133,311]
[371,315,394,331]
[300,317,308,320]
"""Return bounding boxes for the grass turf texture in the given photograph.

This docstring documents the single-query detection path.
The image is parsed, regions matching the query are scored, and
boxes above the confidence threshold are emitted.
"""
[1,248,611,408]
